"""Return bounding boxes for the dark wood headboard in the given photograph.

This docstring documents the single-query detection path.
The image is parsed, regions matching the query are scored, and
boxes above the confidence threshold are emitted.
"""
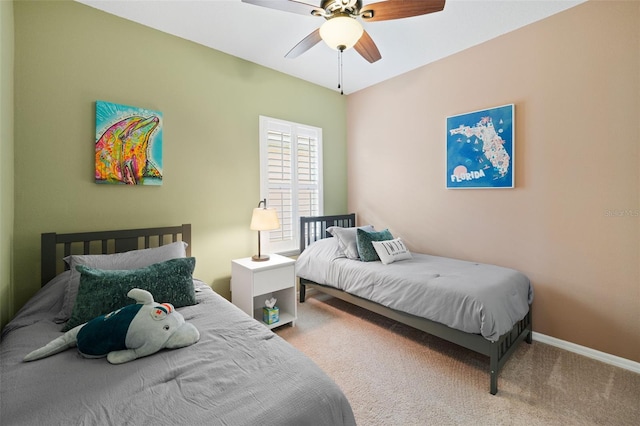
[41,224,191,286]
[299,214,356,253]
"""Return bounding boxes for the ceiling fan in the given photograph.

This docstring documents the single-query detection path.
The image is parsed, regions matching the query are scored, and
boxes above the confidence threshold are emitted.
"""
[241,0,446,63]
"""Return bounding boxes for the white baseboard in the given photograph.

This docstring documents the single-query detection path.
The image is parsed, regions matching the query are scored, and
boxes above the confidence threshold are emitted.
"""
[532,332,640,374]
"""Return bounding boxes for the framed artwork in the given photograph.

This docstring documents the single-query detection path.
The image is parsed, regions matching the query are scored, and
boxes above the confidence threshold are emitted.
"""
[95,100,163,185]
[446,104,514,189]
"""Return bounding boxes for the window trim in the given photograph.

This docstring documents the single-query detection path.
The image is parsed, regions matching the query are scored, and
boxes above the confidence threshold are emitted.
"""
[258,116,323,255]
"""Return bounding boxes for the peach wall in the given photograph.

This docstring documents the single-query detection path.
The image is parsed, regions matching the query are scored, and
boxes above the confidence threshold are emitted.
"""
[347,1,639,362]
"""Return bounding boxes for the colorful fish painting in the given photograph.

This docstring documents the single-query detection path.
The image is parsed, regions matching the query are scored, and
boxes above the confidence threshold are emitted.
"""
[95,101,163,185]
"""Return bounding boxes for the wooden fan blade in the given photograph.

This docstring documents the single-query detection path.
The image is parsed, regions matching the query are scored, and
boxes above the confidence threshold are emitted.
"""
[285,29,322,58]
[361,0,446,22]
[353,30,381,63]
[241,0,323,17]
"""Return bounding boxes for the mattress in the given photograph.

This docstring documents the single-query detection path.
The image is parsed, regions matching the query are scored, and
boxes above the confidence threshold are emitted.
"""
[296,237,533,341]
[0,272,355,426]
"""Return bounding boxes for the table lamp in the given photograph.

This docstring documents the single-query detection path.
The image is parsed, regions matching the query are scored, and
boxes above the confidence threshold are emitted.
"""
[250,199,280,261]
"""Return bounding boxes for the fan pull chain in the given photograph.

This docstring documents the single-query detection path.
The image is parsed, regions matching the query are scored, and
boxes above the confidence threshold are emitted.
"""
[338,47,345,95]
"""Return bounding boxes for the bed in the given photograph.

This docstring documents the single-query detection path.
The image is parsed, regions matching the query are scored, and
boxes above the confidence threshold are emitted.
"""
[1,224,355,425]
[297,214,533,395]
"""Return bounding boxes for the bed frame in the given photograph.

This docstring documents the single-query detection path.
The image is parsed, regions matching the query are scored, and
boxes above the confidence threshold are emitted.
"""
[41,224,192,287]
[298,214,532,395]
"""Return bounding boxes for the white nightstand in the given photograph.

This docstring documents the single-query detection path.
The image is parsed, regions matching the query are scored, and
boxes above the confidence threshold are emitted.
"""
[231,254,296,329]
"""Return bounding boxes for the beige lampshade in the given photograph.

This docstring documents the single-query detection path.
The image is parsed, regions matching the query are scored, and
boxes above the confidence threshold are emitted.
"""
[250,207,280,231]
[319,16,363,51]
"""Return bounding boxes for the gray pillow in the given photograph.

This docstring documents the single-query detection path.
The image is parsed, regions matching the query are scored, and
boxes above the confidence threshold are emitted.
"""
[62,257,196,332]
[55,241,188,323]
[326,225,375,259]
[356,228,394,262]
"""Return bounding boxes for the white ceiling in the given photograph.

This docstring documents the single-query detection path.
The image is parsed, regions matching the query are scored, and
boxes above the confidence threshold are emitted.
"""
[76,0,586,94]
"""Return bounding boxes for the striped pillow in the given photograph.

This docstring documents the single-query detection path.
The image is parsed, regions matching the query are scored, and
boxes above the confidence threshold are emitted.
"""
[371,238,412,265]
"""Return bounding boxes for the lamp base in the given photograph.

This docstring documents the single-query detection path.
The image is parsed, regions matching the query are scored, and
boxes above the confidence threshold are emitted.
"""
[252,254,270,262]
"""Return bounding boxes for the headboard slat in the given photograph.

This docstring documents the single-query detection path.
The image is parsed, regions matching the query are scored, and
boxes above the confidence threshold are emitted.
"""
[115,237,139,253]
[299,214,356,253]
[41,224,192,287]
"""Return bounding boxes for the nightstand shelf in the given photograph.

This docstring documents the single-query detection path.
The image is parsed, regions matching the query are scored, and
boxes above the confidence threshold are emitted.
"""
[231,254,296,329]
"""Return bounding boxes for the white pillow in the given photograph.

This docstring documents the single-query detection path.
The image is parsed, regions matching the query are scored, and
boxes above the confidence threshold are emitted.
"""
[372,238,412,265]
[326,225,374,259]
[54,241,188,323]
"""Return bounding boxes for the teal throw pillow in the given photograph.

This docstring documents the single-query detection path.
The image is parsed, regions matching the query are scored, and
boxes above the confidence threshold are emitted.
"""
[356,228,394,262]
[62,257,196,331]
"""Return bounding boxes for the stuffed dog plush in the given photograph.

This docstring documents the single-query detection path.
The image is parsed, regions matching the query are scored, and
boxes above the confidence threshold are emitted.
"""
[24,288,199,364]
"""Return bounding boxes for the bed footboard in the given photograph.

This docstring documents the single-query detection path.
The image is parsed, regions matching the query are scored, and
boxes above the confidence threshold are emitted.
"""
[489,310,532,394]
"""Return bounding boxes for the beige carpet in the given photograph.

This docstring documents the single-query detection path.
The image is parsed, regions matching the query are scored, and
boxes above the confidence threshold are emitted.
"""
[276,292,640,426]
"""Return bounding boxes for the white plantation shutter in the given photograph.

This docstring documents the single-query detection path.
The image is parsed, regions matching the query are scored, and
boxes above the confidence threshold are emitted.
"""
[259,116,323,254]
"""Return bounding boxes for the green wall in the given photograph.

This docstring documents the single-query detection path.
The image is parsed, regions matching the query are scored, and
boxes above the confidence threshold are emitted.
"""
[1,0,15,330]
[9,0,347,323]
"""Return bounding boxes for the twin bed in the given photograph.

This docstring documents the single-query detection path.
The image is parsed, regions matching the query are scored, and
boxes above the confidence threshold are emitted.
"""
[0,224,355,425]
[297,214,533,395]
[1,214,533,424]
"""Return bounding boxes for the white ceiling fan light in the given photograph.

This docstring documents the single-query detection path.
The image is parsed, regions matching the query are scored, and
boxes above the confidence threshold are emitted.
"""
[319,15,363,51]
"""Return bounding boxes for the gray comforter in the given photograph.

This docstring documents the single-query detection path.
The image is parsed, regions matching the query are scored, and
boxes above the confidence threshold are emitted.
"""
[0,273,355,426]
[296,238,533,342]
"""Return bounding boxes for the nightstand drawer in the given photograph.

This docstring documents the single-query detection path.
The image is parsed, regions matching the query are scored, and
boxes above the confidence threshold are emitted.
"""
[254,266,293,295]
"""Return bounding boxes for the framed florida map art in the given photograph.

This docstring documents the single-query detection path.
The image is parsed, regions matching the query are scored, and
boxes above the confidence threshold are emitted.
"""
[95,100,163,185]
[446,104,514,189]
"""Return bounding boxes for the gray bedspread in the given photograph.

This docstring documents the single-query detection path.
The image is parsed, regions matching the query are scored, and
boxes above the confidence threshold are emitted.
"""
[296,238,533,342]
[0,273,355,426]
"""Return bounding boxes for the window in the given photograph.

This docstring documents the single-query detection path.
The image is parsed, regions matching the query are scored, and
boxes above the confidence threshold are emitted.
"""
[259,116,323,254]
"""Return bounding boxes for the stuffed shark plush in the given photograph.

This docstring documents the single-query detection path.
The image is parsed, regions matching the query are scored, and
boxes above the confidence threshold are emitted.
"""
[24,288,200,364]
